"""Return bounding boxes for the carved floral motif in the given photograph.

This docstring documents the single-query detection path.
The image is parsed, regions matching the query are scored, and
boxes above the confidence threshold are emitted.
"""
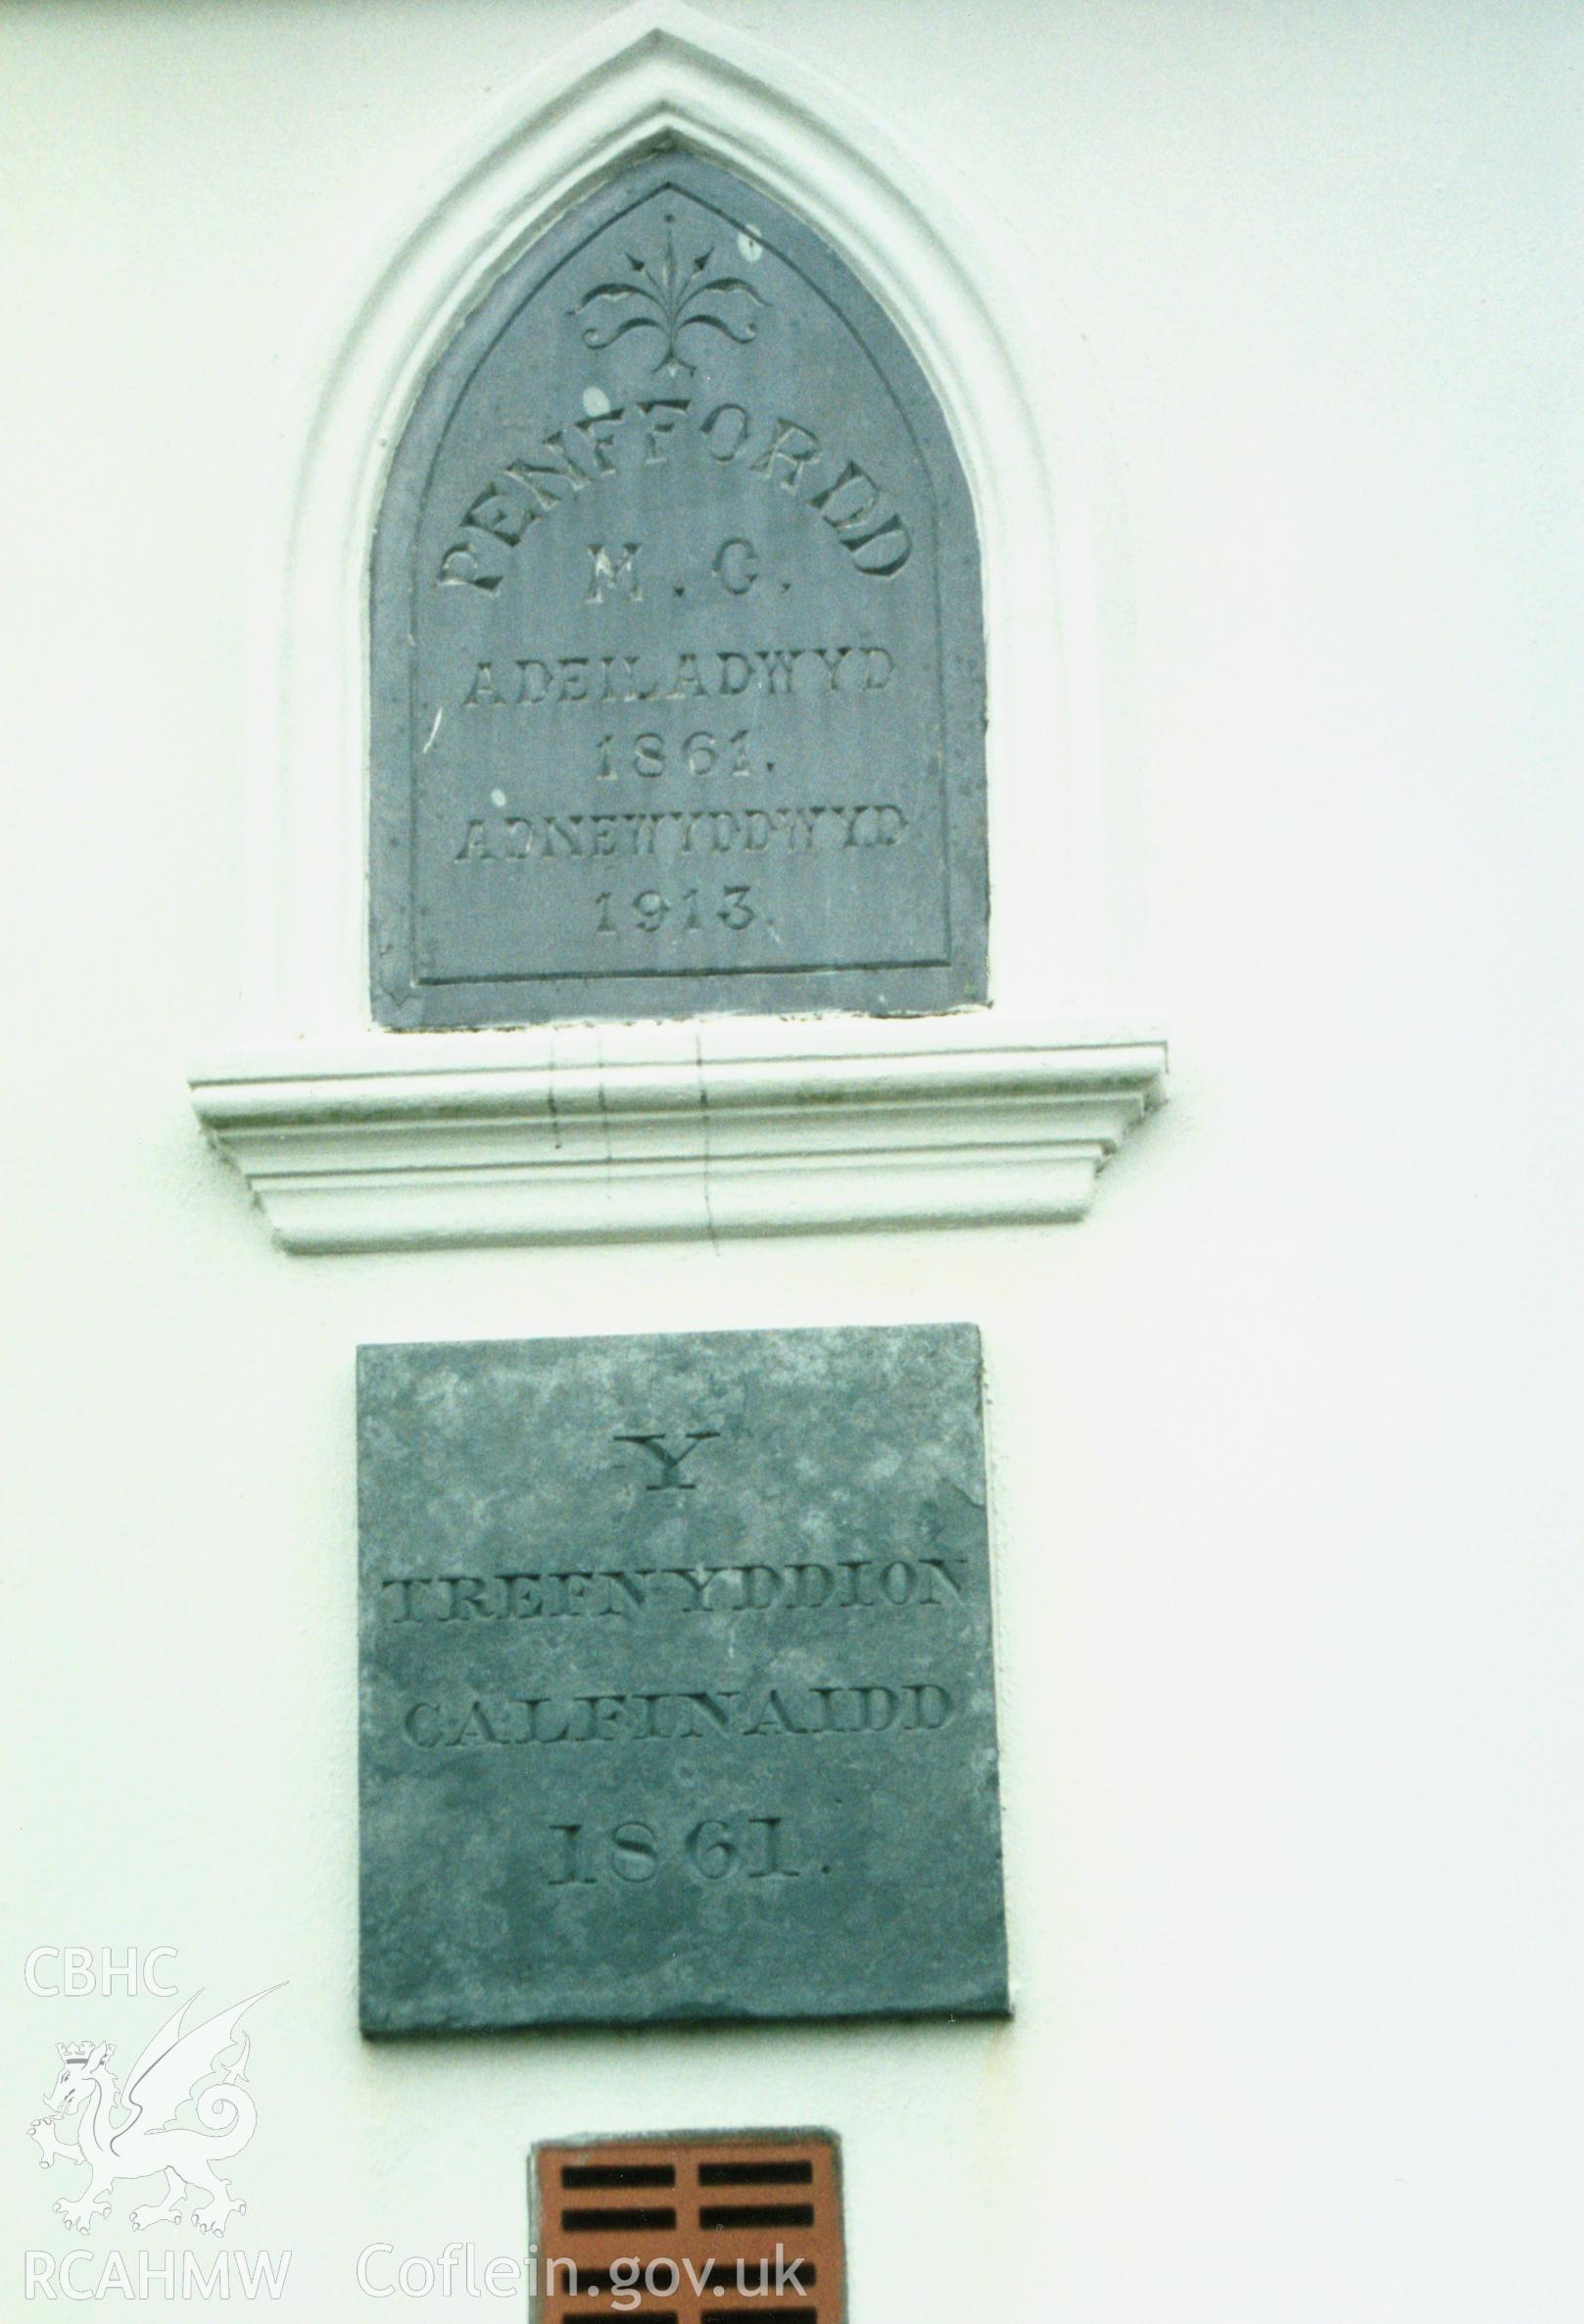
[572,215,767,376]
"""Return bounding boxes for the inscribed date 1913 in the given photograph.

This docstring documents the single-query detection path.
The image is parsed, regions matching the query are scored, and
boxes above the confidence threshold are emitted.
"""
[369,152,987,1028]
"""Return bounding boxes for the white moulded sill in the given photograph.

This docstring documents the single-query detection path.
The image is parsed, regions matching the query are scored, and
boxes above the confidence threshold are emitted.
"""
[189,1015,1167,1253]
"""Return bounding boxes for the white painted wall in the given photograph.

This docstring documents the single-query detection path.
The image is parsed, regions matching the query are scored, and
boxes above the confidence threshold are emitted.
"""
[3,4,1580,2319]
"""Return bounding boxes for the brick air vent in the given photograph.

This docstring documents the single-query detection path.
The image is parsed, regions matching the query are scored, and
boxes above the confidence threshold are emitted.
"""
[533,2132,843,2324]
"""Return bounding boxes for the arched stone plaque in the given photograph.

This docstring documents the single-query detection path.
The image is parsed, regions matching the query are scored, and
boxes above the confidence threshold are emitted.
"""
[370,151,987,1029]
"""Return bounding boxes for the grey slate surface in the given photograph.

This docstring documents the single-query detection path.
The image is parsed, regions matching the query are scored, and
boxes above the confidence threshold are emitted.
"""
[359,1326,1009,2032]
[370,151,988,1028]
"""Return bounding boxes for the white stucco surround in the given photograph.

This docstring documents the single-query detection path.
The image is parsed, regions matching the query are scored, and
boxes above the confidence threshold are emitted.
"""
[9,5,1580,2318]
[189,1,1165,1248]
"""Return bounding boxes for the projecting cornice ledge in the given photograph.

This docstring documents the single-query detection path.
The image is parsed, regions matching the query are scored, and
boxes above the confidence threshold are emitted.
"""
[189,1018,1167,1252]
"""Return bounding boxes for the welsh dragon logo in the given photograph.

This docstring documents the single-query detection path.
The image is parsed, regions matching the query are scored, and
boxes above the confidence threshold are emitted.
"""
[28,1989,275,2237]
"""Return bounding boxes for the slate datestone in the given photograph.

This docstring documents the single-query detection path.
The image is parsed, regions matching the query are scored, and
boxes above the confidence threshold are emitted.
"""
[359,1326,1009,2032]
[370,151,988,1028]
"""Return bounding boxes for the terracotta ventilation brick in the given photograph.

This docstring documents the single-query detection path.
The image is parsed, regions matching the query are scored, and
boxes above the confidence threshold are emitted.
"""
[533,2131,843,2324]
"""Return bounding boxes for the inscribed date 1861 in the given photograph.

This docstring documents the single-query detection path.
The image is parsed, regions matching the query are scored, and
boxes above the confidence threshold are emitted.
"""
[369,152,987,1028]
[358,1326,1009,2032]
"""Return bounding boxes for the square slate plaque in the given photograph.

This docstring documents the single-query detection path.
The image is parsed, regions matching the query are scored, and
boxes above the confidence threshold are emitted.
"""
[359,1326,1008,2032]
